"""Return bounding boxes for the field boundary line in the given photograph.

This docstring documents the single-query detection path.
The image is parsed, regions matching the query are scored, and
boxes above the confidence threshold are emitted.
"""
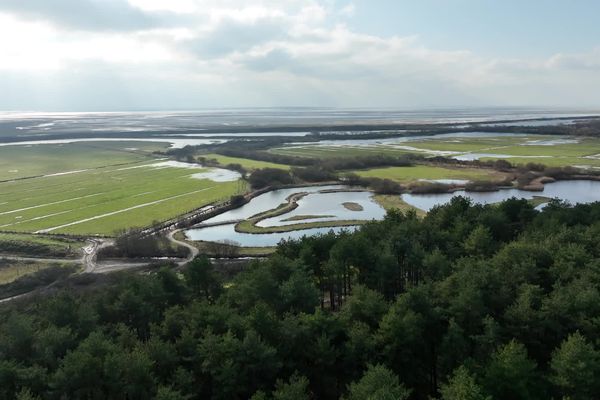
[36,187,214,233]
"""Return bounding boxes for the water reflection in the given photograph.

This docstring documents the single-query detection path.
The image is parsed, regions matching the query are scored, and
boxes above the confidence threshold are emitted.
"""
[185,225,358,247]
[402,180,600,211]
[257,191,385,227]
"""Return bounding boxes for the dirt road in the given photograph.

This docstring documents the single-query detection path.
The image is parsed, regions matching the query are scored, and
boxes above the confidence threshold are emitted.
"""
[166,229,199,266]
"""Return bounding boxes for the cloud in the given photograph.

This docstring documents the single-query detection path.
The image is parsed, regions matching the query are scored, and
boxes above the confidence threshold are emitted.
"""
[339,3,355,17]
[0,0,157,31]
[0,0,599,109]
[188,17,288,58]
[546,48,600,71]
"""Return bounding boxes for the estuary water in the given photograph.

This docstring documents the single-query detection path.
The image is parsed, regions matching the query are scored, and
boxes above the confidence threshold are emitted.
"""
[185,185,383,247]
[402,180,600,211]
[186,180,600,247]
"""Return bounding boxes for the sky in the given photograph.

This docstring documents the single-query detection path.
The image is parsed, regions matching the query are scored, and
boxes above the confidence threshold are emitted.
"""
[1,0,600,111]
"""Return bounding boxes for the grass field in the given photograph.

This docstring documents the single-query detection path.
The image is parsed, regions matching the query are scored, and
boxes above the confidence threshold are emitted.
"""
[405,136,537,152]
[271,135,600,168]
[0,260,56,284]
[3,133,599,240]
[270,146,417,159]
[0,233,84,257]
[201,154,290,170]
[480,156,600,167]
[0,161,245,236]
[355,165,500,183]
[0,141,167,181]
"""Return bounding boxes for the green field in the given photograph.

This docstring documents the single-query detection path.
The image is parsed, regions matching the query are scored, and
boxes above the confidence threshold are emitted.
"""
[0,260,59,284]
[356,165,501,183]
[404,136,538,153]
[480,156,600,167]
[0,160,244,236]
[0,233,84,257]
[202,153,290,170]
[270,145,417,159]
[271,135,600,168]
[3,133,599,239]
[0,141,167,181]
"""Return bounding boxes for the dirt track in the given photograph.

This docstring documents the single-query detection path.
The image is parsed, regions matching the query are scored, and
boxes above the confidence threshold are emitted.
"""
[0,234,197,304]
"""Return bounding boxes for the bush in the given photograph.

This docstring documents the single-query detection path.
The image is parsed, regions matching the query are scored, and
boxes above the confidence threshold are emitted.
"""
[465,181,501,192]
[98,234,187,259]
[248,168,294,189]
[410,182,452,194]
[369,178,404,194]
[291,166,336,182]
[230,195,247,207]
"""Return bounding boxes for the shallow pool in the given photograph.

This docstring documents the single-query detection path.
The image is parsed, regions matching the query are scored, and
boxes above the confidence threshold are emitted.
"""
[402,180,600,211]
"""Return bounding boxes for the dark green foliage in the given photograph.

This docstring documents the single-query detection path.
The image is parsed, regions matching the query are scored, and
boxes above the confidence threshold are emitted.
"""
[99,232,187,259]
[248,168,294,189]
[550,331,600,400]
[291,166,336,182]
[1,198,600,399]
[344,364,410,400]
[184,257,221,302]
[439,366,489,400]
[482,340,540,400]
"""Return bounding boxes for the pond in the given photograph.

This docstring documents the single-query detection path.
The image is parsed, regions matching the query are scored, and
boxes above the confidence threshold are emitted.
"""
[418,179,470,185]
[452,153,552,161]
[186,180,600,247]
[148,160,241,182]
[185,185,385,247]
[185,224,359,247]
[257,191,386,227]
[402,180,600,211]
[0,137,228,149]
[201,185,346,224]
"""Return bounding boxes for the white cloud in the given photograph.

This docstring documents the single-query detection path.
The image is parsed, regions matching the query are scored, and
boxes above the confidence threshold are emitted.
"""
[546,48,600,71]
[0,13,177,72]
[339,3,355,17]
[0,0,157,31]
[0,0,599,109]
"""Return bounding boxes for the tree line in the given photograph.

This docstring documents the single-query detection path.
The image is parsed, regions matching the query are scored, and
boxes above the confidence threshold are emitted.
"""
[1,198,600,399]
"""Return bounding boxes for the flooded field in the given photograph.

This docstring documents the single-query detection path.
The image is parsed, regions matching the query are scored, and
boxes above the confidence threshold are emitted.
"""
[273,132,600,168]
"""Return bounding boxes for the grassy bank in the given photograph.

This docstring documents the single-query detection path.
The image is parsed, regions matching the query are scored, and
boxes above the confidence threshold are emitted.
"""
[235,218,365,234]
[0,259,56,284]
[372,195,425,216]
[0,233,84,258]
